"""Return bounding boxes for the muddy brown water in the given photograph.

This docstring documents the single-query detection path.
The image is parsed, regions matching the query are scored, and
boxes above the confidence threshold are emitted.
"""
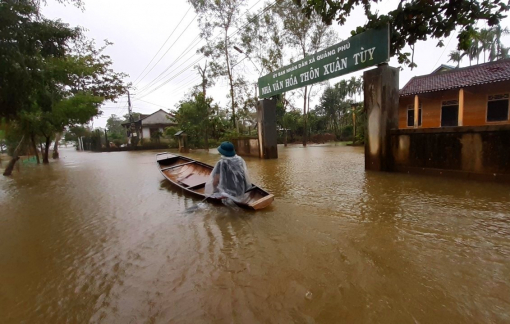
[1,145,510,323]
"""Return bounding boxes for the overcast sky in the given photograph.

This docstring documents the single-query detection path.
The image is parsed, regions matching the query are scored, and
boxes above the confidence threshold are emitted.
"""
[41,0,510,129]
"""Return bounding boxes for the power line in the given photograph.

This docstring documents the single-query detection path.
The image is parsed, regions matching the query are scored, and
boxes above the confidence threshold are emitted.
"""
[140,0,272,94]
[137,0,276,99]
[434,33,456,68]
[136,35,202,94]
[138,56,205,99]
[169,76,202,95]
[135,13,198,86]
[134,98,171,110]
[132,6,192,85]
[147,0,265,92]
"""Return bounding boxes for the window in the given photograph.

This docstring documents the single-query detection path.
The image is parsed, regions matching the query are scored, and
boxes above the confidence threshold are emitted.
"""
[407,104,422,127]
[487,94,509,122]
[441,100,459,127]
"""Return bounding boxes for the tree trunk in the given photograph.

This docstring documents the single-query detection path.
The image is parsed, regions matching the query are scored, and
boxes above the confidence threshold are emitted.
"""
[3,135,24,176]
[104,130,109,151]
[30,133,40,164]
[43,136,50,164]
[352,112,357,145]
[204,125,209,151]
[52,133,60,159]
[224,31,237,132]
[302,86,308,147]
[284,129,288,147]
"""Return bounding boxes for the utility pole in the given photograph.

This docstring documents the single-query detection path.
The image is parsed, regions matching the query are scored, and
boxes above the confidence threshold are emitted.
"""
[128,90,133,122]
[127,90,140,146]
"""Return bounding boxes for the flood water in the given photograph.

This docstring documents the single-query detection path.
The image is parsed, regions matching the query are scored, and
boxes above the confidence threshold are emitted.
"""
[1,145,510,323]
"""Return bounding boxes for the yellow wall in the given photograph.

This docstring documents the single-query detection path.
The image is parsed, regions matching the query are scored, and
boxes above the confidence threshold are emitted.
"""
[399,81,510,129]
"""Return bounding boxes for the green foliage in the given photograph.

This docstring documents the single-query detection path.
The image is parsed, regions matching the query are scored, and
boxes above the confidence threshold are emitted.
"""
[64,125,90,142]
[122,112,141,122]
[219,129,241,143]
[188,0,249,129]
[0,0,80,120]
[106,114,127,144]
[452,25,510,67]
[172,93,212,149]
[295,0,510,68]
[0,0,128,157]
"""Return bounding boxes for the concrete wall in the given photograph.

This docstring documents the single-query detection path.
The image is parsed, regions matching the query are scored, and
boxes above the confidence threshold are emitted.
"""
[391,125,510,182]
[232,138,260,158]
[399,81,510,129]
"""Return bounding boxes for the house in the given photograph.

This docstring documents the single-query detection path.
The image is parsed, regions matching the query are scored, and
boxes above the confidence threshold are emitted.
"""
[391,59,510,181]
[399,59,510,129]
[122,109,177,144]
[430,64,456,74]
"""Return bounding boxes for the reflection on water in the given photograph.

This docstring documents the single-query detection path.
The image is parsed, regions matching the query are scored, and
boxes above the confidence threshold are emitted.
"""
[1,145,510,323]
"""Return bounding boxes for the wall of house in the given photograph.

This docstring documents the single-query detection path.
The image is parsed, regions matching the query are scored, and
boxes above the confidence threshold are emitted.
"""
[464,82,510,126]
[142,127,150,139]
[390,125,510,182]
[399,81,510,129]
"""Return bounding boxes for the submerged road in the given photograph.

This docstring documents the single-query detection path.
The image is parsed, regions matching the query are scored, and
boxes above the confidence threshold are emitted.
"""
[1,145,509,323]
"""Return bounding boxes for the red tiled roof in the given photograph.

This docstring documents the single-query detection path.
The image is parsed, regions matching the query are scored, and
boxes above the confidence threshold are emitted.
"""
[400,59,510,97]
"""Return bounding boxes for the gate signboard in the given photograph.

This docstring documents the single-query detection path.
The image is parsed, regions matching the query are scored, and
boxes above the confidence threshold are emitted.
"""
[258,25,389,98]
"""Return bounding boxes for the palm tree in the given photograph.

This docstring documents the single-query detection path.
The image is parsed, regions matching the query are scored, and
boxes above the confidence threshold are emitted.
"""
[465,32,481,65]
[355,77,363,103]
[478,28,494,63]
[492,25,510,61]
[448,50,464,68]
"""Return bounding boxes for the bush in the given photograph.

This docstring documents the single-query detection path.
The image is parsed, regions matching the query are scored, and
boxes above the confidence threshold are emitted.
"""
[167,138,179,149]
[219,130,240,143]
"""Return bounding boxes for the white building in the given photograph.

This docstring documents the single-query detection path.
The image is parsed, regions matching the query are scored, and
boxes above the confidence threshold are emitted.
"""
[123,109,177,144]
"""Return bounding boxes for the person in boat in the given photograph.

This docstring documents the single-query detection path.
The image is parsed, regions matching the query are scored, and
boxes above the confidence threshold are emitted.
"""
[204,141,252,201]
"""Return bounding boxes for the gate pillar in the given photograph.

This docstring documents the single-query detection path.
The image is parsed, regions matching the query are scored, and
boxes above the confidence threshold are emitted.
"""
[257,98,278,159]
[363,63,399,171]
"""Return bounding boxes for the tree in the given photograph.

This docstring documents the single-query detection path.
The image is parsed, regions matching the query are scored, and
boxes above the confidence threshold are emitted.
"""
[1,0,128,174]
[188,0,247,131]
[34,38,128,162]
[172,93,212,148]
[273,0,336,146]
[106,114,127,146]
[466,34,481,66]
[295,0,510,68]
[240,2,285,76]
[194,61,216,149]
[478,28,494,63]
[0,0,80,120]
[317,86,342,135]
[122,112,141,123]
[448,50,464,68]
[492,25,510,61]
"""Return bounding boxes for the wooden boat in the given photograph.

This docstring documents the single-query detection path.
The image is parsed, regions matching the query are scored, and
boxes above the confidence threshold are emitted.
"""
[156,152,274,210]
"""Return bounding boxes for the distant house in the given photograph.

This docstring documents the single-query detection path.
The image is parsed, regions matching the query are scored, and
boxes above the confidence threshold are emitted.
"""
[122,109,177,143]
[430,64,456,74]
[399,59,510,128]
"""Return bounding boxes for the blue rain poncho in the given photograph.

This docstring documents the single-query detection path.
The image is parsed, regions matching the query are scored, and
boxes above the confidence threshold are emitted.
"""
[204,155,251,201]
